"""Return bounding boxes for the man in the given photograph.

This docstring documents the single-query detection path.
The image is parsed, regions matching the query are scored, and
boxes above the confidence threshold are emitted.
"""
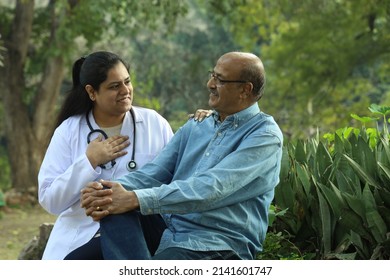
[81,51,283,260]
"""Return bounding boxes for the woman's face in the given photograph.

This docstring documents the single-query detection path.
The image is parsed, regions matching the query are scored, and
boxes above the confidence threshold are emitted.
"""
[87,62,133,118]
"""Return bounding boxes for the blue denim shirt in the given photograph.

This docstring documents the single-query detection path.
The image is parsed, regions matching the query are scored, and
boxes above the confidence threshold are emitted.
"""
[117,103,283,259]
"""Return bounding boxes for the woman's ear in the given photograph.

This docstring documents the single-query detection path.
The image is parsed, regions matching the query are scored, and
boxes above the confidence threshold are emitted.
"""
[85,85,96,101]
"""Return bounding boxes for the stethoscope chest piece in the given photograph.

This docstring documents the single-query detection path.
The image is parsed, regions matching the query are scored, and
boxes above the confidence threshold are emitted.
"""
[127,160,137,171]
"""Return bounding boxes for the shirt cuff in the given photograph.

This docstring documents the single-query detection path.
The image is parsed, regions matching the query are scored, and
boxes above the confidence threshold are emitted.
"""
[133,188,159,215]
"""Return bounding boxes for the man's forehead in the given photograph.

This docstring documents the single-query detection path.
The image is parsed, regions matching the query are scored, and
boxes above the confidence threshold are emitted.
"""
[215,56,244,75]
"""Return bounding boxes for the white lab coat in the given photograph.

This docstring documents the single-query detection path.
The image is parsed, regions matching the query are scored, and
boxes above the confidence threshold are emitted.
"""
[38,106,173,260]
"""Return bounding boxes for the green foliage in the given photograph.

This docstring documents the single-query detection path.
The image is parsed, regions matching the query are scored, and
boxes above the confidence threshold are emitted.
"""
[0,189,5,208]
[257,231,307,260]
[208,0,390,138]
[125,0,239,120]
[1,0,190,112]
[0,0,193,196]
[0,146,11,194]
[259,205,307,259]
[272,104,390,259]
[0,40,5,67]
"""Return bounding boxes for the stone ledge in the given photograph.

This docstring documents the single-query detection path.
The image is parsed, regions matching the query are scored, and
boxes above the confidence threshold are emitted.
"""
[18,222,53,260]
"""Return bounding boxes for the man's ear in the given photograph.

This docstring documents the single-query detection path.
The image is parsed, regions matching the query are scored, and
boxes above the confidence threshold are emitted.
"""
[240,82,254,99]
[245,82,254,94]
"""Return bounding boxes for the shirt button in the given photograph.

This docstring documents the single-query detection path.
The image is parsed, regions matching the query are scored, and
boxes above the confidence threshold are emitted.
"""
[206,152,210,156]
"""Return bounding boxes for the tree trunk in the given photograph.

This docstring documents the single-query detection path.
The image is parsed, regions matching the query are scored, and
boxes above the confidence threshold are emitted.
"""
[0,0,36,203]
[0,0,64,205]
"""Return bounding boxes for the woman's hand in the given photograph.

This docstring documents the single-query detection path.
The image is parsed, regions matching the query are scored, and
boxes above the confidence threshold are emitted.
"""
[86,135,130,169]
[188,109,212,122]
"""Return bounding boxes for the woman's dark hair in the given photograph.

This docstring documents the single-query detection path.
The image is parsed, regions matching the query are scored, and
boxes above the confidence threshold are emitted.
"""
[55,51,129,127]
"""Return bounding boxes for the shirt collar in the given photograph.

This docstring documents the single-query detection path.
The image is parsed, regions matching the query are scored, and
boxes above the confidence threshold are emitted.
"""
[212,103,260,128]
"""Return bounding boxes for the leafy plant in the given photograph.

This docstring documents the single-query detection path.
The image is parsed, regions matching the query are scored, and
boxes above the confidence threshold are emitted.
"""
[272,104,390,259]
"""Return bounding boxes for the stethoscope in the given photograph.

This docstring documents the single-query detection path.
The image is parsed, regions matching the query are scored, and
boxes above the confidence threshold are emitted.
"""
[86,109,137,171]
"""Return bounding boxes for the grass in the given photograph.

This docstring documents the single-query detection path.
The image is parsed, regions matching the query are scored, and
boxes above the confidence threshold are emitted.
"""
[0,205,56,260]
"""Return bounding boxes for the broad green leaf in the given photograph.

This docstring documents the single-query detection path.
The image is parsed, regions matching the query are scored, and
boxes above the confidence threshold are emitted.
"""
[368,104,390,116]
[296,163,311,196]
[316,141,333,183]
[363,184,376,210]
[343,154,380,189]
[343,193,366,220]
[335,171,355,194]
[350,113,378,123]
[366,210,386,243]
[362,185,387,243]
[377,190,390,209]
[332,253,357,260]
[379,137,390,165]
[339,208,370,240]
[378,162,390,184]
[333,133,345,155]
[318,182,343,217]
[279,147,290,180]
[350,231,370,259]
[295,140,307,164]
[377,205,390,226]
[317,186,333,255]
[274,180,295,211]
[357,137,377,178]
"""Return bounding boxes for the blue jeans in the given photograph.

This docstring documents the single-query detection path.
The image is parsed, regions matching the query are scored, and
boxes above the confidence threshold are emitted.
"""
[100,211,240,260]
[64,233,103,260]
[100,211,165,259]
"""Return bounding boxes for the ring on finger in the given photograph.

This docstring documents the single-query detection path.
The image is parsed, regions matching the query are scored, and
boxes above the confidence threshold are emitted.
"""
[96,206,101,211]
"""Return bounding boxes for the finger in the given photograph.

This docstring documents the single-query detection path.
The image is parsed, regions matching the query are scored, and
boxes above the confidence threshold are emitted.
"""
[188,113,195,119]
[194,110,201,121]
[112,140,130,154]
[197,110,212,122]
[91,210,110,221]
[107,135,129,145]
[86,205,109,218]
[81,191,112,208]
[91,134,104,142]
[85,206,96,216]
[112,150,128,159]
[81,182,103,194]
[99,179,117,189]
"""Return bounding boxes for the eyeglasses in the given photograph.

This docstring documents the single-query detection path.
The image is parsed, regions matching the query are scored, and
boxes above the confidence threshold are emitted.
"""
[208,71,247,85]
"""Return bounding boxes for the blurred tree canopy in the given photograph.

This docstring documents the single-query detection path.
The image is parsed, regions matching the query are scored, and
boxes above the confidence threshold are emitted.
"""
[0,0,389,203]
[208,0,390,138]
[0,0,189,201]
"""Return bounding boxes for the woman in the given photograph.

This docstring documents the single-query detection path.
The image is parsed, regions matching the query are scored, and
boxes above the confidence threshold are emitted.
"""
[38,51,209,259]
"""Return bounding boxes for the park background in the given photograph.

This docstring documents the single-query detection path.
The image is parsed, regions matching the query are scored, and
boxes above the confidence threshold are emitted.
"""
[0,0,389,260]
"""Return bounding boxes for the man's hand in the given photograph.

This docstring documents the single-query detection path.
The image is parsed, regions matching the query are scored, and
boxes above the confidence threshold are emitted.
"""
[81,180,140,221]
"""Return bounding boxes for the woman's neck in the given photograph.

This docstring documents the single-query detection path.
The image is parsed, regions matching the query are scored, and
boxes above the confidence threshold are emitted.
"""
[92,110,126,128]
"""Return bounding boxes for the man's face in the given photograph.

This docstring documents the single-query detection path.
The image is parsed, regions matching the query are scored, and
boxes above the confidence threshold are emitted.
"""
[207,54,246,120]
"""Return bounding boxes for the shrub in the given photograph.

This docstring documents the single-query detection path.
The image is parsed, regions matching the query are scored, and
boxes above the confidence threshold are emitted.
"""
[270,104,390,259]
